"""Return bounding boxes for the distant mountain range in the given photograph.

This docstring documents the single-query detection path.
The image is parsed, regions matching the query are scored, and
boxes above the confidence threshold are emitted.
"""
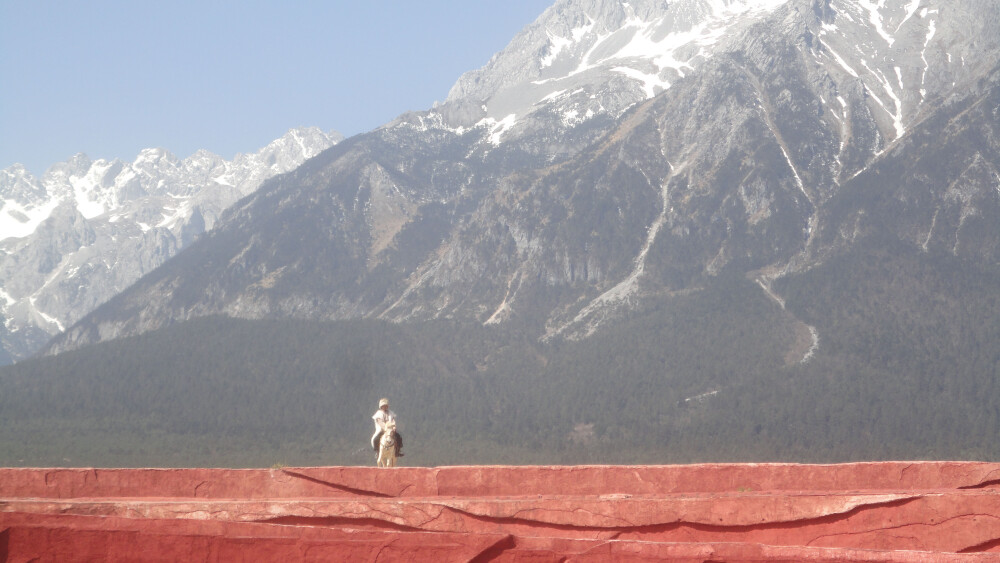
[2,0,1000,466]
[0,127,341,363]
[50,0,1000,351]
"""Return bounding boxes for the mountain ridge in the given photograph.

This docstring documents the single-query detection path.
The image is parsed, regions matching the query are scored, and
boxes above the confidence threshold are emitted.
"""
[45,0,1000,355]
[0,127,342,363]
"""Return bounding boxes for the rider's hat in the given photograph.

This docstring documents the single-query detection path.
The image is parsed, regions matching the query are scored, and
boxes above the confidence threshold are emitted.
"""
[379,398,389,408]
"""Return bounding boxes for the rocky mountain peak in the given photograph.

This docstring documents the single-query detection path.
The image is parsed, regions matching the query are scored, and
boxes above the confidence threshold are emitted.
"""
[442,0,793,127]
[0,164,43,204]
[428,0,1000,160]
[0,127,341,364]
[246,126,344,172]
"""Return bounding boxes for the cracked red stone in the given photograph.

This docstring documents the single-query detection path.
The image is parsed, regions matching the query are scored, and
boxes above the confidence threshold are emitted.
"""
[2,462,1000,561]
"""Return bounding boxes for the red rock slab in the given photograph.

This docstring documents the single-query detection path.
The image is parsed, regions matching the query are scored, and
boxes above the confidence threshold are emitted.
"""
[5,463,1000,562]
[502,539,1000,563]
[4,462,1000,500]
[613,492,1000,554]
[7,512,993,563]
[5,489,1000,553]
[5,492,919,529]
[567,541,1000,563]
[432,462,1000,497]
[0,511,511,563]
[475,536,1000,563]
[0,466,435,500]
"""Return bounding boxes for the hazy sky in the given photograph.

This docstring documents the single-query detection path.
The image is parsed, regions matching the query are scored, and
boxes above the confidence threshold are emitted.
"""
[0,1,553,176]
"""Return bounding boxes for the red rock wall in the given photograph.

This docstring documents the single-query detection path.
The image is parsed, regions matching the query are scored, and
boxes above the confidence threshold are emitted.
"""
[3,462,1000,562]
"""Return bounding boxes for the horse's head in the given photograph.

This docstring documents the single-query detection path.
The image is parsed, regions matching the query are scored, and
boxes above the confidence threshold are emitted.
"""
[382,421,397,446]
[377,420,398,467]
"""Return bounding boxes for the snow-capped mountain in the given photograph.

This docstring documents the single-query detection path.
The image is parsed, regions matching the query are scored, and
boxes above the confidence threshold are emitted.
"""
[442,0,797,133]
[396,0,994,165]
[47,0,1000,363]
[377,0,1000,333]
[0,127,341,363]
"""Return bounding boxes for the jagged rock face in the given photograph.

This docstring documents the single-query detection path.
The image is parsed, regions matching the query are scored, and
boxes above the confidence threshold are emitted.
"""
[0,128,341,363]
[47,0,1000,355]
[819,68,1000,258]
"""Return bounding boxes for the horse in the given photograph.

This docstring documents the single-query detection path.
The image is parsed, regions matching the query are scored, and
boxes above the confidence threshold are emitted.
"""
[377,421,398,468]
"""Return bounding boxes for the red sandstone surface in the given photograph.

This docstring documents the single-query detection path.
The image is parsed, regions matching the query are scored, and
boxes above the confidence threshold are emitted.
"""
[3,462,1000,562]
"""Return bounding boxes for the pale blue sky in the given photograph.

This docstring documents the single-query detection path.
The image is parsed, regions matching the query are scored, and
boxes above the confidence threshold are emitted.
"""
[0,1,553,176]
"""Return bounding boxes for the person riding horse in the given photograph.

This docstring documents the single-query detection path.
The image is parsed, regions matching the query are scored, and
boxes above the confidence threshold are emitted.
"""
[371,398,403,458]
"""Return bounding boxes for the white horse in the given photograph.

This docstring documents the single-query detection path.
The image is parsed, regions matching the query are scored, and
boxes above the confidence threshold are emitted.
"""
[377,421,398,468]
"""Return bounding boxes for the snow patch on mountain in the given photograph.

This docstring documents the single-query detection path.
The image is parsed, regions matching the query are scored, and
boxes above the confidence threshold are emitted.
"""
[919,15,936,98]
[0,287,15,308]
[443,0,798,144]
[857,0,895,46]
[0,196,61,241]
[480,114,519,145]
[536,0,790,93]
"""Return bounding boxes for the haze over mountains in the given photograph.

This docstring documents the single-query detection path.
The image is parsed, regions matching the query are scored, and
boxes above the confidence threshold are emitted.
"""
[2,0,999,466]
